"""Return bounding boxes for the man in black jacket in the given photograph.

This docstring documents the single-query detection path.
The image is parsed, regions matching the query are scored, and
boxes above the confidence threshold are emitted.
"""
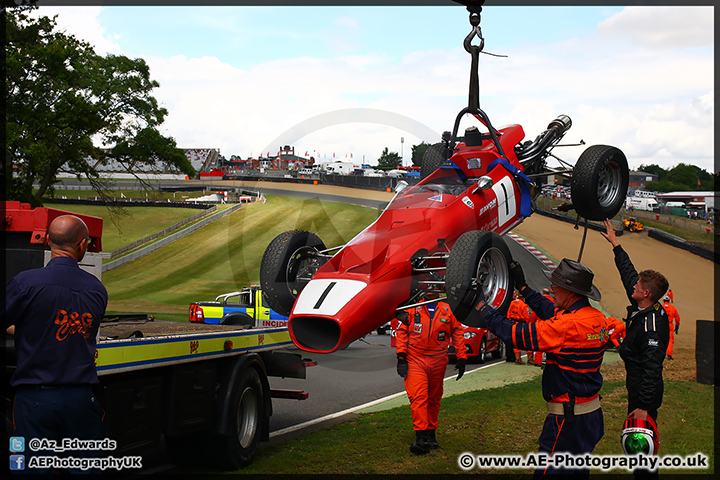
[601,219,669,475]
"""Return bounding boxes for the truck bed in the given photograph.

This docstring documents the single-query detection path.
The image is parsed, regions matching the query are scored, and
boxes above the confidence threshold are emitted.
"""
[97,319,293,375]
[99,318,254,340]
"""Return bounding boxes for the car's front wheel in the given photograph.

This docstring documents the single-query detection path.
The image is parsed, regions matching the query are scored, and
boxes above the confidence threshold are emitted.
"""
[491,339,505,359]
[260,230,326,316]
[445,231,514,328]
[476,338,487,364]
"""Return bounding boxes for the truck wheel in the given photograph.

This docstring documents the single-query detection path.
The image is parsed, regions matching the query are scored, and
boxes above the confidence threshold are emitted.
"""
[260,230,326,316]
[445,231,513,328]
[571,145,628,221]
[215,367,265,470]
[420,143,452,179]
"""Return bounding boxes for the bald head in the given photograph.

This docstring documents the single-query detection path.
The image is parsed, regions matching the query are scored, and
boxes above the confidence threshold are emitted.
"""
[48,215,90,261]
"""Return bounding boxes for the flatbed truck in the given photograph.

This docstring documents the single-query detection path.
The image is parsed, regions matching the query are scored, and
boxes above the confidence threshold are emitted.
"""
[3,201,312,470]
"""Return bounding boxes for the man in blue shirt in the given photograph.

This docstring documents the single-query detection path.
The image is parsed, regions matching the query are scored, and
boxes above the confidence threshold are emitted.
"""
[478,258,612,479]
[4,215,108,475]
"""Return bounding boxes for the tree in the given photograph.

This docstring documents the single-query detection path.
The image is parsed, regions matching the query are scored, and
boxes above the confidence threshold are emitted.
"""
[377,147,402,169]
[4,6,194,206]
[637,164,666,179]
[665,163,698,189]
[411,142,431,167]
[639,162,713,192]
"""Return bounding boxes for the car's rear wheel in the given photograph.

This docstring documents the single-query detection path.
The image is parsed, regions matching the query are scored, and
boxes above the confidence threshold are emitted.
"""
[445,231,514,328]
[260,230,326,316]
[420,143,453,179]
[571,145,629,221]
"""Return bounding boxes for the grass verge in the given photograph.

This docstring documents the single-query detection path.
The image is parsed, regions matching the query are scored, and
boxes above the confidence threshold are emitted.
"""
[41,202,206,252]
[101,195,380,315]
[234,378,714,475]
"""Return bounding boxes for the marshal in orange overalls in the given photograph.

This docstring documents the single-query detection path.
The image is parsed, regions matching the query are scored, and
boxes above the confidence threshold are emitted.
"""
[663,301,680,357]
[396,301,467,431]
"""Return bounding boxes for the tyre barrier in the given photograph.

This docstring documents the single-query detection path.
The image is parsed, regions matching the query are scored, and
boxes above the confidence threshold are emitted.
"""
[535,208,715,263]
[646,228,716,263]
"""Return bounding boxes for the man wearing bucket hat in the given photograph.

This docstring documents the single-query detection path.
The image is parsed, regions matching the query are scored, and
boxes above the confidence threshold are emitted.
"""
[477,258,613,478]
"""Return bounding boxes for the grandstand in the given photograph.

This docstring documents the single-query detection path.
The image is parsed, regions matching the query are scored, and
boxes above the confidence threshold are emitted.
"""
[184,148,219,173]
[63,148,220,178]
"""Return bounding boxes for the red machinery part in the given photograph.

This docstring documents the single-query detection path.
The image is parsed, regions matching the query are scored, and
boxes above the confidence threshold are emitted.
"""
[3,201,103,252]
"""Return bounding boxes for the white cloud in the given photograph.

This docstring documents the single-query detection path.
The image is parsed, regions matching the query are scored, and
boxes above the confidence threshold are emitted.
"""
[28,6,715,173]
[597,6,714,50]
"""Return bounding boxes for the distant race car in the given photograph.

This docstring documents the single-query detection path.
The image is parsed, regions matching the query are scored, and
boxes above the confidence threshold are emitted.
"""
[623,216,644,232]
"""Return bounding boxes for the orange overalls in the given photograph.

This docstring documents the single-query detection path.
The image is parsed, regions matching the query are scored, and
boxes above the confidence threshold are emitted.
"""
[663,302,680,356]
[396,301,466,431]
[507,297,530,362]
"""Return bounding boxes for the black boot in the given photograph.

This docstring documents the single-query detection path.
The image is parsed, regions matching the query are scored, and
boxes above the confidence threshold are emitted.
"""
[427,429,440,449]
[410,430,430,455]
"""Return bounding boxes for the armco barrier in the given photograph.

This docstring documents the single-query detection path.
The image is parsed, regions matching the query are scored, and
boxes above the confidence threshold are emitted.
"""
[48,198,212,209]
[105,206,217,259]
[101,203,243,272]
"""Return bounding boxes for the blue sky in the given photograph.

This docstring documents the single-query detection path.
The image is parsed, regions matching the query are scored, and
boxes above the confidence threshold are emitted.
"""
[36,4,714,171]
[94,7,615,66]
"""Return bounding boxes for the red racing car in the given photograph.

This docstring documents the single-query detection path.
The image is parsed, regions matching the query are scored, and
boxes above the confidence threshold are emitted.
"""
[259,7,629,354]
[260,112,628,353]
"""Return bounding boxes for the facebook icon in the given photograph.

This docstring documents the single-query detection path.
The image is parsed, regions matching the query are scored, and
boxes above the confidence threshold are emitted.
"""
[10,454,25,471]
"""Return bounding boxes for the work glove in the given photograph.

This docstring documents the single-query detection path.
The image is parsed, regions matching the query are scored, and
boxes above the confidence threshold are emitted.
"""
[397,311,410,326]
[472,289,494,327]
[396,353,408,379]
[455,358,467,381]
[509,260,528,292]
[675,325,679,334]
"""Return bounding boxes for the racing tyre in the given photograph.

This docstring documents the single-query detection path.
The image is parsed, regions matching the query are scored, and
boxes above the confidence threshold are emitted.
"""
[445,231,514,328]
[420,143,453,179]
[214,367,265,470]
[571,145,629,221]
[260,230,326,316]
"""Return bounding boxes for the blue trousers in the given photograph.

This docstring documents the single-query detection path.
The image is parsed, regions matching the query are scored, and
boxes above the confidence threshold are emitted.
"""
[12,386,104,476]
[534,409,604,479]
